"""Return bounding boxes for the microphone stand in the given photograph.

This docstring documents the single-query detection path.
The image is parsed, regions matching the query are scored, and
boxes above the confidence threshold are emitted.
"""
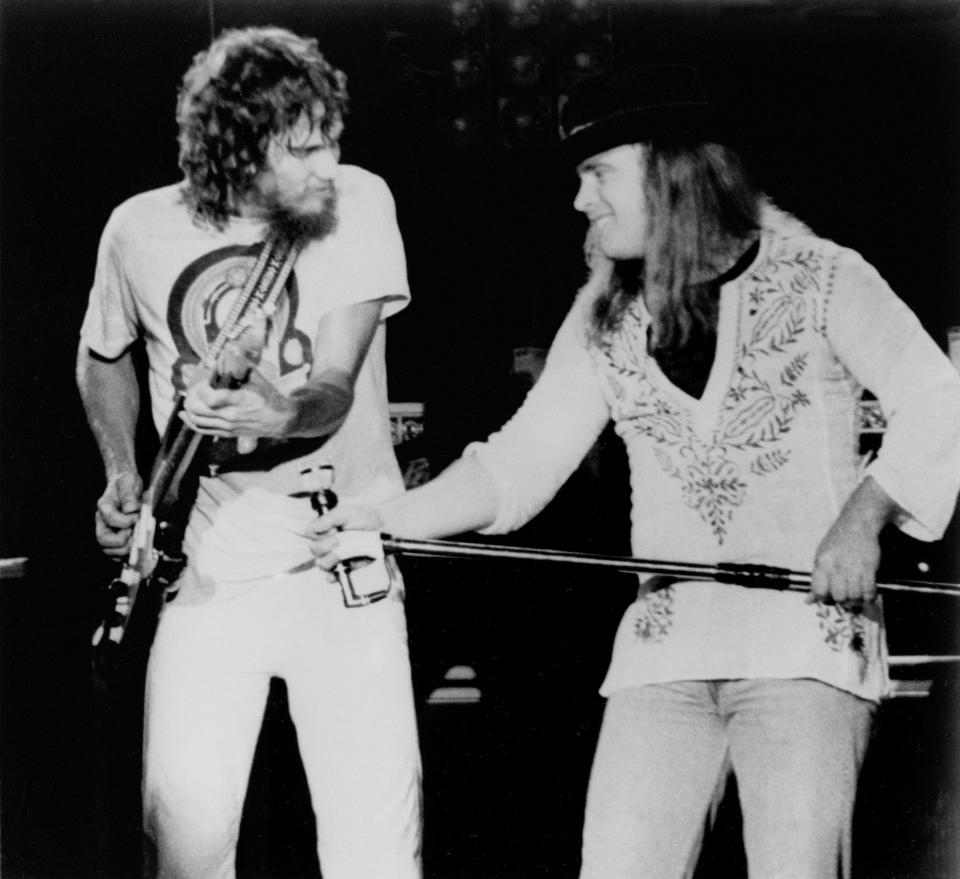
[378,536,960,599]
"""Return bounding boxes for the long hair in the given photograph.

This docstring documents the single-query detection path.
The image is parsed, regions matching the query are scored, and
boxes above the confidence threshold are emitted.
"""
[587,142,761,353]
[176,27,349,229]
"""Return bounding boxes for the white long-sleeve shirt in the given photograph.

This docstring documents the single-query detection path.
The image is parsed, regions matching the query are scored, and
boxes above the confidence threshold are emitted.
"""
[468,220,960,702]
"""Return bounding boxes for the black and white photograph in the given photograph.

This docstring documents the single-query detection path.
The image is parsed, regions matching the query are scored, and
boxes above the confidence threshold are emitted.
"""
[1,1,959,877]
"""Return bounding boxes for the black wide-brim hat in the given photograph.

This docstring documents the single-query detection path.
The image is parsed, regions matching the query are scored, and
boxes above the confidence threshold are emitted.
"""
[559,65,725,164]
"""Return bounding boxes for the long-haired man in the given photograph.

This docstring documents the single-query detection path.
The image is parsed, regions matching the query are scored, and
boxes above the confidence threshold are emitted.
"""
[310,66,960,877]
[78,27,421,879]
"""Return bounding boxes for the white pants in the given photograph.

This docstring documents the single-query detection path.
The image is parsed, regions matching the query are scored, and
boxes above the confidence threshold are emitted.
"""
[142,568,422,879]
[581,679,875,879]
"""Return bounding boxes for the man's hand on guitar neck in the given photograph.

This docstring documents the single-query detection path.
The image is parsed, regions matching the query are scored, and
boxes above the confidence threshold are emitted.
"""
[96,471,143,557]
[179,367,353,441]
[180,299,383,444]
[180,368,290,440]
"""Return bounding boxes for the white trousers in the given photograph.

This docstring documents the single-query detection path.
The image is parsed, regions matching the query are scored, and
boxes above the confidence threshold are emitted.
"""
[581,679,875,879]
[142,568,422,879]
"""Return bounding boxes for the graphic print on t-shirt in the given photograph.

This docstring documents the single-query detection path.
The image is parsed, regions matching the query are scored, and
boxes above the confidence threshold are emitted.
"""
[166,242,313,393]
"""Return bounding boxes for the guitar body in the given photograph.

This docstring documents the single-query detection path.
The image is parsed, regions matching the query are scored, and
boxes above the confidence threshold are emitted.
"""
[92,402,208,687]
[91,233,300,687]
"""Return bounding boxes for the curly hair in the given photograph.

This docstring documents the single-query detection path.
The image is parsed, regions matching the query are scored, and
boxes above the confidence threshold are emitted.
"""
[587,142,761,354]
[176,27,349,229]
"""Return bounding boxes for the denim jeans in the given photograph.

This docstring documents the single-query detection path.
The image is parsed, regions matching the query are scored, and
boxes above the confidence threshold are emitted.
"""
[581,679,875,879]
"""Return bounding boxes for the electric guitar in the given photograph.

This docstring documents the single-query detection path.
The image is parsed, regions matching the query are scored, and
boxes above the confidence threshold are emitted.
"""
[91,318,269,679]
[91,234,301,680]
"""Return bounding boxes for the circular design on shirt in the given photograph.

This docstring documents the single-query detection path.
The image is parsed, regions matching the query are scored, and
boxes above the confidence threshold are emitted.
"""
[167,242,313,392]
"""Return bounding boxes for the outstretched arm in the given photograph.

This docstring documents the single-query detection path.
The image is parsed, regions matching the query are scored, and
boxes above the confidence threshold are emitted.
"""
[310,450,499,552]
[379,454,500,538]
[310,300,613,571]
[76,344,143,557]
[180,298,382,441]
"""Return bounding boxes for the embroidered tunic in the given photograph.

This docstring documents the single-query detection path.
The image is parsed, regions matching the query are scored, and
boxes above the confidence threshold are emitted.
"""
[468,218,960,703]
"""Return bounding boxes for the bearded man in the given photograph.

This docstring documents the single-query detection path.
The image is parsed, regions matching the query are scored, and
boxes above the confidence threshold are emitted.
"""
[77,27,421,879]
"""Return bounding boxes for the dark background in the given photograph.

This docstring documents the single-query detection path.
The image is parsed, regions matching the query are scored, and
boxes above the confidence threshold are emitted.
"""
[1,1,959,877]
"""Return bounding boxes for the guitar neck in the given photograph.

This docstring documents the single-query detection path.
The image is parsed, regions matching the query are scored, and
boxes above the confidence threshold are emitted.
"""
[147,397,208,522]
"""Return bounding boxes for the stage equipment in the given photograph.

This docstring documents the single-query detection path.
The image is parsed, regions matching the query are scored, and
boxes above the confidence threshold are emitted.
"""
[500,41,549,90]
[505,0,547,30]
[497,94,554,149]
[450,45,489,92]
[449,0,488,36]
[369,535,960,599]
[558,37,613,87]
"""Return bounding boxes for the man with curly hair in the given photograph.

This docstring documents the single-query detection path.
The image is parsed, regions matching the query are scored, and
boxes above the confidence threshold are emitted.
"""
[310,66,960,877]
[77,26,421,879]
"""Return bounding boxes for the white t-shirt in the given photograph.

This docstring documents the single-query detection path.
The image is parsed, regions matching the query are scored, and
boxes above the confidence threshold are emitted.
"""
[81,165,410,599]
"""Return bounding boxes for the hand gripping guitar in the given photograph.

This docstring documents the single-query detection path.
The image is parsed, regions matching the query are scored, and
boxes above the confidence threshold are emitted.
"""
[91,234,302,676]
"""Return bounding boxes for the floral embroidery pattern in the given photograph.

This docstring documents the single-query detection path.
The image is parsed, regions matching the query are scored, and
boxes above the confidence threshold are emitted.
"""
[815,604,869,679]
[676,441,745,539]
[633,586,676,641]
[595,237,824,543]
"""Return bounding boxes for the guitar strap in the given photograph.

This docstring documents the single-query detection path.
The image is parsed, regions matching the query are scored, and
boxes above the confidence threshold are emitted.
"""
[203,232,303,366]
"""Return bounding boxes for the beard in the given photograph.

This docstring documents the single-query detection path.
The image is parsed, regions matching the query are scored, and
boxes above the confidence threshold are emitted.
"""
[261,189,339,243]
